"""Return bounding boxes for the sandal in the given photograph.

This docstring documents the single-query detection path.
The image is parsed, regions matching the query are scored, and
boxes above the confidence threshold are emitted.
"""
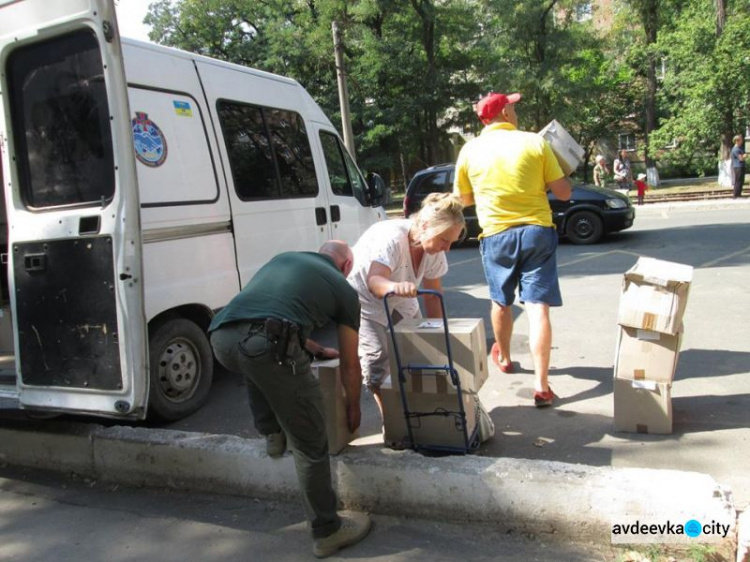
[533,386,555,408]
[491,343,514,374]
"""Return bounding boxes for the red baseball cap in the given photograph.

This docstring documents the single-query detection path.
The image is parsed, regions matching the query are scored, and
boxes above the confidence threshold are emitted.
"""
[475,92,522,124]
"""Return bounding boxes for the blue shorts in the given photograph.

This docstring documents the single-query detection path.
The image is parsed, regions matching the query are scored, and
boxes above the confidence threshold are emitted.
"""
[480,225,562,307]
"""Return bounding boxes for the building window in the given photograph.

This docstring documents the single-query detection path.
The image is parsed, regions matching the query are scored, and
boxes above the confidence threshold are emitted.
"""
[574,2,592,22]
[619,133,636,151]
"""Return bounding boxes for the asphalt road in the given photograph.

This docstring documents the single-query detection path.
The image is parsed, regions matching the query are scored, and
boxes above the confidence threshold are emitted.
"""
[156,203,750,507]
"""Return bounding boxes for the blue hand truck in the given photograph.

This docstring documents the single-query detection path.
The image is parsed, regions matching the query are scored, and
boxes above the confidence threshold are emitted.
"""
[384,289,480,455]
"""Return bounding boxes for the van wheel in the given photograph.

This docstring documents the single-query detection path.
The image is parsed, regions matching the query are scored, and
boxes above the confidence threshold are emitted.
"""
[148,318,213,421]
[565,211,604,245]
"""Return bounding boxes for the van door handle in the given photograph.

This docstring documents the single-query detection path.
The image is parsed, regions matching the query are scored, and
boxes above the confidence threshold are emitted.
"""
[330,205,341,222]
[315,207,327,226]
[24,253,47,272]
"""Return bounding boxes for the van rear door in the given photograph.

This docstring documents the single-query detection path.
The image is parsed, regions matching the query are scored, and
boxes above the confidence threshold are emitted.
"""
[0,0,148,418]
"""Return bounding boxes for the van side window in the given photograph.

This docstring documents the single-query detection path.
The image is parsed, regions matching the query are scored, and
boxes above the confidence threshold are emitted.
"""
[217,101,317,200]
[7,31,115,209]
[265,109,317,197]
[319,132,367,205]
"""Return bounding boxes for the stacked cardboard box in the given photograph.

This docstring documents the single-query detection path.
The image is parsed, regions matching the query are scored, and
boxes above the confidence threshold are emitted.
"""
[310,359,359,455]
[387,318,488,394]
[614,258,693,434]
[382,318,487,449]
[381,376,478,449]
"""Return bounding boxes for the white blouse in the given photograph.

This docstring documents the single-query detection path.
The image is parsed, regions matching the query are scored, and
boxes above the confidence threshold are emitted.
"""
[348,219,448,325]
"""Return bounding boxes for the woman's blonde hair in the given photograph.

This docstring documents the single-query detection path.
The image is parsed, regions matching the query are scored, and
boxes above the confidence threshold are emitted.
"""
[411,192,466,243]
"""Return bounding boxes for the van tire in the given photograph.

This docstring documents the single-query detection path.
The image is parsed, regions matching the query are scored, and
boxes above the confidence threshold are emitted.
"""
[565,211,604,245]
[148,318,213,421]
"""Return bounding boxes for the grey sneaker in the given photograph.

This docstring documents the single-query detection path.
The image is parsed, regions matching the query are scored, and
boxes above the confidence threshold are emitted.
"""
[312,511,372,558]
[265,431,286,458]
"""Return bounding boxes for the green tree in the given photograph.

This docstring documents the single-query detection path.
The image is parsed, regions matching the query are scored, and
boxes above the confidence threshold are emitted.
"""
[650,0,750,178]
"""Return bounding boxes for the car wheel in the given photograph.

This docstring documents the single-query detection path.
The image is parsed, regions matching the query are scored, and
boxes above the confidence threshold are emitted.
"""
[148,318,213,421]
[565,211,604,244]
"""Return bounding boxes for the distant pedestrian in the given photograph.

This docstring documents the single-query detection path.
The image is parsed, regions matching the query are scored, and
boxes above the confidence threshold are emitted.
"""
[593,154,609,188]
[731,134,746,198]
[634,173,648,205]
[613,149,633,192]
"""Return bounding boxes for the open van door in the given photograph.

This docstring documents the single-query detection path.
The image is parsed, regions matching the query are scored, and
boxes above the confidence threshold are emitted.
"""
[0,0,148,418]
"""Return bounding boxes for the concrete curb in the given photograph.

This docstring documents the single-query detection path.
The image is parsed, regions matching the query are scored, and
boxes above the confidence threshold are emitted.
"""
[738,509,750,562]
[0,420,737,544]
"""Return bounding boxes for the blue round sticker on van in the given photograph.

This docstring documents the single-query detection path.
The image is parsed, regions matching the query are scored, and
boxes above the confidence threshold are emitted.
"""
[132,112,168,167]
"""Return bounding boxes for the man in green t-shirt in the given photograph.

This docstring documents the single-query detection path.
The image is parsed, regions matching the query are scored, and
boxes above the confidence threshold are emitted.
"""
[209,241,371,558]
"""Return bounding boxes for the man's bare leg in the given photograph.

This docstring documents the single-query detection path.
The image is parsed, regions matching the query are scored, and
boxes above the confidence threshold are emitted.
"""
[491,301,514,370]
[371,386,384,417]
[525,302,552,393]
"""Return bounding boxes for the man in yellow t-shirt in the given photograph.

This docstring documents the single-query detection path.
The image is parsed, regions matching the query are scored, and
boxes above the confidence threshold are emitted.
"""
[453,92,571,407]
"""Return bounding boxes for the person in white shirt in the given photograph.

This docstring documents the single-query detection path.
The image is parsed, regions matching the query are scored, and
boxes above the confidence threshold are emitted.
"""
[348,193,465,415]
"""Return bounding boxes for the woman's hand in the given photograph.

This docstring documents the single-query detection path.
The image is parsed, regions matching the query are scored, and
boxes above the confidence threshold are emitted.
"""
[388,281,418,297]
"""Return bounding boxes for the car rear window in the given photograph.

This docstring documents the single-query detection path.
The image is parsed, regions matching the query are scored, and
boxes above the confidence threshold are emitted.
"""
[413,170,454,195]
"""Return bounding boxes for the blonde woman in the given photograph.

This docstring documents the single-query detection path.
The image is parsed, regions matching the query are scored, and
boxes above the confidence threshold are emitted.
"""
[347,192,465,415]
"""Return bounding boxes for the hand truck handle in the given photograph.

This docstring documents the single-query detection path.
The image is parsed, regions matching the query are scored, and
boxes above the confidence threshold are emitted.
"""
[383,288,454,379]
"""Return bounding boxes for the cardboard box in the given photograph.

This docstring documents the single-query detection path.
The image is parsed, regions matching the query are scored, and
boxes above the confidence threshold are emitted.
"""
[538,120,585,176]
[613,377,672,434]
[618,257,693,335]
[614,326,681,383]
[388,318,487,395]
[310,359,358,455]
[381,377,478,449]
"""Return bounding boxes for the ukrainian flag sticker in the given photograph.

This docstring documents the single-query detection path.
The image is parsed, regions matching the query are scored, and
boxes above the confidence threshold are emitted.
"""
[173,100,192,117]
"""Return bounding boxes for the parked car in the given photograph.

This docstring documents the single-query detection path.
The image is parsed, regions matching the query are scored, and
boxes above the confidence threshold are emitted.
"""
[404,163,635,245]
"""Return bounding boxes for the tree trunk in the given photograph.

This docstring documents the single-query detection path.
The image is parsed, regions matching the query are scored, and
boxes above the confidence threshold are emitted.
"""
[642,0,659,185]
[411,0,439,163]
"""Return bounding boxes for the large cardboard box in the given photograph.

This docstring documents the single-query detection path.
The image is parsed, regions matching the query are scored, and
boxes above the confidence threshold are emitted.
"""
[310,359,358,455]
[613,378,672,434]
[381,376,478,449]
[614,326,681,383]
[388,318,487,395]
[618,257,693,335]
[538,120,585,176]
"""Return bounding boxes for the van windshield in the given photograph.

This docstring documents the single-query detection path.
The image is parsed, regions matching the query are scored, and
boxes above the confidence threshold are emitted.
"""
[7,30,114,209]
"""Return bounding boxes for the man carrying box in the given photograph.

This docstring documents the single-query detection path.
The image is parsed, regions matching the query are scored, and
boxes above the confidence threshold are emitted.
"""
[453,92,571,407]
[208,241,371,558]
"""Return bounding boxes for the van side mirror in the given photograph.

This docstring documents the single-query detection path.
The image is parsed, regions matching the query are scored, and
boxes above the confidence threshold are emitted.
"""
[366,172,388,207]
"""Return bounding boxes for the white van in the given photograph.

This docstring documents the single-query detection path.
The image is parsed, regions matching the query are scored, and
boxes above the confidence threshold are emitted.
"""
[0,0,386,421]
